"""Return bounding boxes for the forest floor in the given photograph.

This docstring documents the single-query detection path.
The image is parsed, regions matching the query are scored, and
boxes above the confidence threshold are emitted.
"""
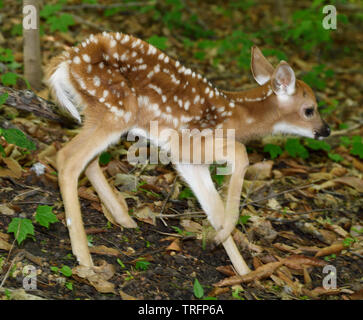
[0,1,362,300]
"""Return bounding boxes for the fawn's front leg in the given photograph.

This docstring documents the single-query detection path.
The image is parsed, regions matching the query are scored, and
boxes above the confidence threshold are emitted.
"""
[175,163,250,275]
[57,124,123,267]
[214,142,249,244]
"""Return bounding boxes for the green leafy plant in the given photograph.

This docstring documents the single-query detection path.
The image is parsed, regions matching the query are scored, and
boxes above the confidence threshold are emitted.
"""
[147,35,168,51]
[178,187,195,199]
[239,215,251,225]
[0,92,8,106]
[171,226,193,237]
[60,265,72,277]
[0,128,36,151]
[328,153,343,162]
[339,136,363,159]
[35,205,58,228]
[285,138,309,159]
[302,64,334,91]
[7,218,34,245]
[40,2,75,33]
[232,287,245,300]
[193,278,204,299]
[135,258,151,271]
[51,265,73,277]
[99,152,112,165]
[264,144,283,159]
[304,138,331,152]
[342,237,355,248]
[117,258,126,269]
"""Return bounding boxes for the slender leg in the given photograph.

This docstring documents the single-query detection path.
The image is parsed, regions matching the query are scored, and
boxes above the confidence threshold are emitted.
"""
[175,163,250,275]
[57,124,123,267]
[85,158,137,228]
[215,142,249,244]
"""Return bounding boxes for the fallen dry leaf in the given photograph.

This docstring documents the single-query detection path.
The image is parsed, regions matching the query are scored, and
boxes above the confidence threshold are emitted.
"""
[315,243,345,257]
[333,177,363,193]
[72,261,116,294]
[324,223,349,238]
[308,286,342,297]
[0,238,12,251]
[245,160,273,180]
[2,157,23,179]
[233,229,263,253]
[216,265,235,276]
[165,239,182,252]
[134,206,157,225]
[281,255,327,270]
[89,245,121,257]
[214,261,283,287]
[0,204,15,216]
[78,186,99,202]
[119,290,138,300]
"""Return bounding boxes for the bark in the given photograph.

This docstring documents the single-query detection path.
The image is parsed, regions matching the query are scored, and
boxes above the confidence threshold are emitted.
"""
[0,85,78,126]
[23,0,43,91]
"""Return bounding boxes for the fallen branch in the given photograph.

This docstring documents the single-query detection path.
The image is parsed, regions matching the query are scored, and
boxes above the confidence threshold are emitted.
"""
[0,85,77,126]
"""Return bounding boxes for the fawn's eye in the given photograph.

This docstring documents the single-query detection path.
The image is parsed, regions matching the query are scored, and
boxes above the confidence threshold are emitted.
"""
[305,107,314,117]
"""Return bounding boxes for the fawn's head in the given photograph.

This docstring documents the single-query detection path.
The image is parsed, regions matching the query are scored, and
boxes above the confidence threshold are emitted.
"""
[250,46,330,140]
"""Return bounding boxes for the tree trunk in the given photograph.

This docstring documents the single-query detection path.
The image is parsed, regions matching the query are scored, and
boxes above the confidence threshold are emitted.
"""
[23,0,43,91]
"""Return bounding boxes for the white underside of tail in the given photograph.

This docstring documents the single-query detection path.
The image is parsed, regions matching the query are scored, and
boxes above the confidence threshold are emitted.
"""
[49,61,83,123]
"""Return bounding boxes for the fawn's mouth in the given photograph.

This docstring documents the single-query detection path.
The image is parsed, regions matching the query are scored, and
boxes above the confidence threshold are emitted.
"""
[314,123,331,140]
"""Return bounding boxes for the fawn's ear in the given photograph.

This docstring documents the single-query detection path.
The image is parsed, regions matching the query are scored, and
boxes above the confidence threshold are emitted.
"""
[251,46,274,85]
[271,61,296,96]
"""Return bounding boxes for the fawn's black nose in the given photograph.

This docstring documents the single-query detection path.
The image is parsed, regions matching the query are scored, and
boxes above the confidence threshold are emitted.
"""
[315,122,330,139]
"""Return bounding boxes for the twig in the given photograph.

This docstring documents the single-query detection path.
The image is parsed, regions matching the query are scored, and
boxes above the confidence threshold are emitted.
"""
[62,1,155,11]
[159,176,178,226]
[0,252,24,289]
[243,183,315,207]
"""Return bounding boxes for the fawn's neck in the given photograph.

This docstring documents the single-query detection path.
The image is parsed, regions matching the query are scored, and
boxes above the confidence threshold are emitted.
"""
[222,84,281,142]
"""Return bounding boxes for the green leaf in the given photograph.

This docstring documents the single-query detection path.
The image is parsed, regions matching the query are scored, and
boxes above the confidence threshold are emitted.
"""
[1,73,18,86]
[65,281,73,290]
[60,265,72,277]
[0,92,8,105]
[328,153,343,162]
[104,7,122,17]
[239,215,251,225]
[178,187,195,199]
[117,258,125,269]
[135,258,150,271]
[339,123,348,130]
[147,35,168,50]
[193,278,204,298]
[50,266,59,273]
[40,4,62,18]
[48,14,75,33]
[35,205,58,228]
[0,144,5,157]
[305,138,331,151]
[285,138,309,159]
[264,144,283,159]
[8,218,34,245]
[339,136,351,147]
[1,128,36,150]
[0,48,14,63]
[350,141,363,159]
[99,152,112,165]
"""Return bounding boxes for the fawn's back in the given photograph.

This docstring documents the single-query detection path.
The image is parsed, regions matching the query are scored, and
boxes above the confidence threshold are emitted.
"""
[47,32,236,134]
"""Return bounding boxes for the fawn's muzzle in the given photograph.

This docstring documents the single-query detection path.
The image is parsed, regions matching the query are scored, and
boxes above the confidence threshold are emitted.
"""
[315,121,331,139]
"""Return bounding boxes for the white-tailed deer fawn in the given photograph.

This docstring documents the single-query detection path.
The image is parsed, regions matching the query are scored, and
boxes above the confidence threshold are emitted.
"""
[46,32,330,276]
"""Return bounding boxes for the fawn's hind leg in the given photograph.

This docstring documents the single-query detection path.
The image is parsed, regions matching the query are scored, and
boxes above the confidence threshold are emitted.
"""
[57,123,124,267]
[85,158,137,228]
